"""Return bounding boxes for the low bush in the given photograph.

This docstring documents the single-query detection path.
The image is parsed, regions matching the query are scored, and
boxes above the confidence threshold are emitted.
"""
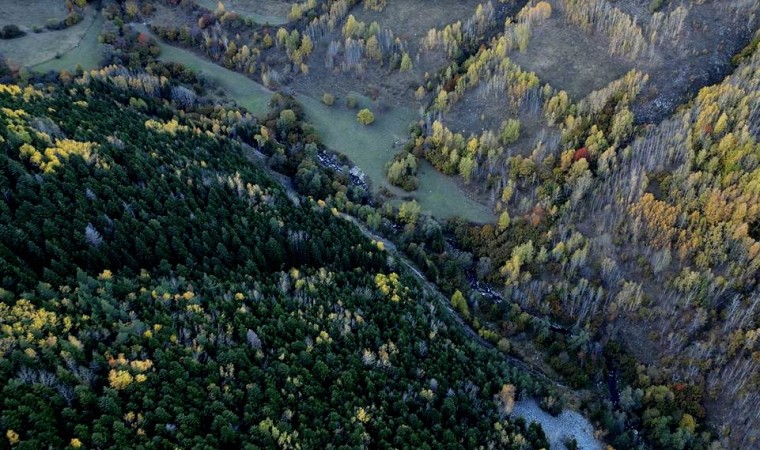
[0,24,25,39]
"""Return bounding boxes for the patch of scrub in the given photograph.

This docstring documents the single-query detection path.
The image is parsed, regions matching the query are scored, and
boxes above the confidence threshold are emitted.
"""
[350,0,484,48]
[32,14,103,73]
[512,399,604,450]
[194,0,289,25]
[509,14,632,100]
[297,94,494,223]
[133,24,273,116]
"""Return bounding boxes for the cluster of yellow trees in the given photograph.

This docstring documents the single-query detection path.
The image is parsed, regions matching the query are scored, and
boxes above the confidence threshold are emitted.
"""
[374,272,404,302]
[3,99,99,174]
[107,353,153,389]
[287,0,318,21]
[628,66,760,278]
[323,14,407,73]
[275,26,315,71]
[19,139,97,174]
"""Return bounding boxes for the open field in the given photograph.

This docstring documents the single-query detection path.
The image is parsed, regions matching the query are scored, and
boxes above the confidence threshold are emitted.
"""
[409,160,494,222]
[350,0,484,50]
[296,91,413,190]
[195,0,290,25]
[2,10,101,71]
[445,82,515,136]
[0,0,68,29]
[150,3,188,28]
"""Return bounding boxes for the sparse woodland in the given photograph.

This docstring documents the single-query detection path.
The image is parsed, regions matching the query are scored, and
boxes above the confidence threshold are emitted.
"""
[403,0,760,447]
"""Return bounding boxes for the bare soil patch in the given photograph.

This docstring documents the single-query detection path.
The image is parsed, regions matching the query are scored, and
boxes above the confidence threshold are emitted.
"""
[445,83,513,136]
[150,3,188,28]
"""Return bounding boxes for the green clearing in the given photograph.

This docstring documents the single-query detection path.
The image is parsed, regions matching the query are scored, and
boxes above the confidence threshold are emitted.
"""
[195,0,289,25]
[133,25,493,222]
[295,93,411,192]
[297,94,494,223]
[31,15,103,73]
[411,160,494,223]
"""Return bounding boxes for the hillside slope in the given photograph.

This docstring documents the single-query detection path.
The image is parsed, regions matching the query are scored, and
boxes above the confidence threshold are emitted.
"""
[0,79,547,449]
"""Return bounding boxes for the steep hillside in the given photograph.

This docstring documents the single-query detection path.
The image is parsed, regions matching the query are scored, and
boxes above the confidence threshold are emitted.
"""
[442,20,760,450]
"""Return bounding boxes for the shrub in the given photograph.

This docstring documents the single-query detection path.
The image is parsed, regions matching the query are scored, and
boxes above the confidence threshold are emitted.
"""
[0,25,25,39]
[45,13,83,31]
[322,93,335,106]
[400,52,413,71]
[346,95,358,109]
[386,151,418,191]
[46,18,65,30]
[356,108,374,125]
[65,12,84,27]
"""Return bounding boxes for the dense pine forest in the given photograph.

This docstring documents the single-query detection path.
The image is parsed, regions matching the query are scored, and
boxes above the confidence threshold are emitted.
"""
[0,78,559,448]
